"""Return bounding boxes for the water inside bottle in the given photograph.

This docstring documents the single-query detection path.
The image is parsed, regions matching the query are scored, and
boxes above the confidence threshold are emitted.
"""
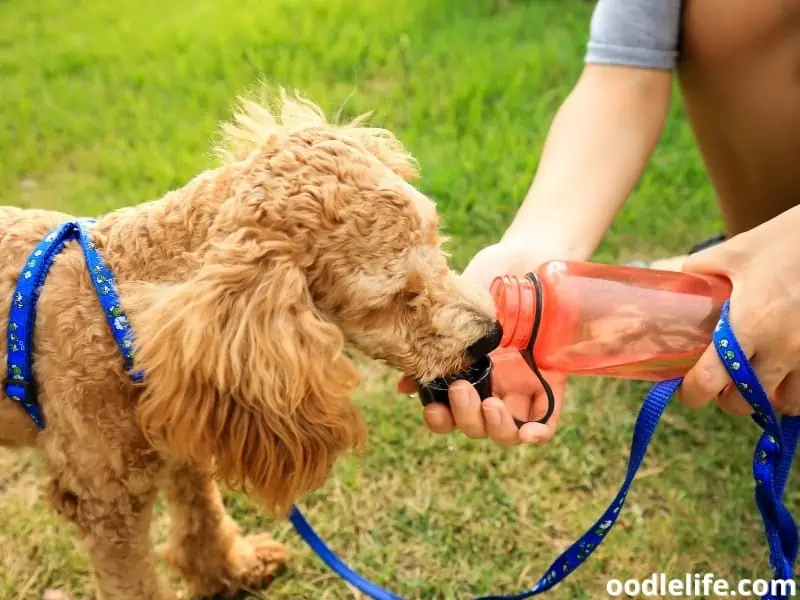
[536,274,723,380]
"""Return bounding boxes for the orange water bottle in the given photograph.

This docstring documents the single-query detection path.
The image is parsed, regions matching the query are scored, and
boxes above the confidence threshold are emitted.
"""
[490,260,733,381]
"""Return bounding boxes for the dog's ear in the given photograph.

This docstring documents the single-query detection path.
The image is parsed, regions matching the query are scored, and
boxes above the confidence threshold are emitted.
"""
[134,231,365,515]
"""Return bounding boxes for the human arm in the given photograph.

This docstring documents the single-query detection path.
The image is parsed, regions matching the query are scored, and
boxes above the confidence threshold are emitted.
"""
[499,63,674,265]
[416,0,683,444]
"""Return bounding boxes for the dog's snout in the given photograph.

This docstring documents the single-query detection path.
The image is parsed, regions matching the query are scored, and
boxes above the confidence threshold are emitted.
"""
[466,321,503,362]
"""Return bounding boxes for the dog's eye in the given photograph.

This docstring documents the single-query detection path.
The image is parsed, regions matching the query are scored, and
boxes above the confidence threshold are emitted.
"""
[401,289,421,303]
[398,269,428,308]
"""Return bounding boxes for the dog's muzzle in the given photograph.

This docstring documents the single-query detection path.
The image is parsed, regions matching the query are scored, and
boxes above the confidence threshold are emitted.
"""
[415,321,502,408]
[466,321,503,362]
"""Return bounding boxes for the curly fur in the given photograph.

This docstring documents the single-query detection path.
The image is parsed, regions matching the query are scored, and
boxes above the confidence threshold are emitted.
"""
[0,90,497,599]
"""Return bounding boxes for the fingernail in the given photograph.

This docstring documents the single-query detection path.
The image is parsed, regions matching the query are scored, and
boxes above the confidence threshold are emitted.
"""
[427,411,445,428]
[484,407,501,426]
[452,387,469,408]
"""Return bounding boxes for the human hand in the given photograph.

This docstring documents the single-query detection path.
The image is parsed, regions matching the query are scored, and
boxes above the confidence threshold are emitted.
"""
[398,348,566,445]
[679,206,800,417]
[398,239,569,445]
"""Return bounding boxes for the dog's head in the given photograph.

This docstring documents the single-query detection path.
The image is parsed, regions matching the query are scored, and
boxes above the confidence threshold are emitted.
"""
[135,91,498,514]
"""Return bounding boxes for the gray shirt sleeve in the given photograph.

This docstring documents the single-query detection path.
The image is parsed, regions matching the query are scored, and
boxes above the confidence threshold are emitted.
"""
[585,0,683,70]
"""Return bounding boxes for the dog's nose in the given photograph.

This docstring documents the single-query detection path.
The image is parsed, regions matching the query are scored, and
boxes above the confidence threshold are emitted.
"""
[466,321,503,361]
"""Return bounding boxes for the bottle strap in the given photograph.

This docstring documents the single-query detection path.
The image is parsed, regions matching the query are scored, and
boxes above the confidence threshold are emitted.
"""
[515,272,554,426]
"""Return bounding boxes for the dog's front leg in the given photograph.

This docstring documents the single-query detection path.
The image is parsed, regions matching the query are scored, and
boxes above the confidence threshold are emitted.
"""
[159,462,288,598]
[47,476,173,600]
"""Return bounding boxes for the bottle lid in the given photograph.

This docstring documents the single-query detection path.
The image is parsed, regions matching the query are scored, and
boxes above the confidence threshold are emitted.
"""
[416,355,493,406]
[489,274,537,350]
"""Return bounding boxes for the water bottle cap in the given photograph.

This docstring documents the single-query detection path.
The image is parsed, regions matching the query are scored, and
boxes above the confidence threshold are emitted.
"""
[416,355,493,406]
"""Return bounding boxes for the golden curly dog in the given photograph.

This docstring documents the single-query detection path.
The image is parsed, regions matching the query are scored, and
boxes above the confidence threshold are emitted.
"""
[0,91,499,599]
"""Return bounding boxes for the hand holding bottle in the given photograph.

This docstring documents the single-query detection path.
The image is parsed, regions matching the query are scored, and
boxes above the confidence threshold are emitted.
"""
[679,206,800,417]
[398,346,566,445]
[398,239,568,445]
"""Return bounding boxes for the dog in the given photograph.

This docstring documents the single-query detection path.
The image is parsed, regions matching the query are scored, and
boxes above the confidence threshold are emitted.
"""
[0,91,499,599]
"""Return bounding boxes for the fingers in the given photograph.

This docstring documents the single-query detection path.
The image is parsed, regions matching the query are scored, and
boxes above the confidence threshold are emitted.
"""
[717,353,790,416]
[682,236,749,278]
[419,388,524,444]
[481,397,525,445]
[419,379,549,445]
[682,344,793,417]
[715,383,752,416]
[406,356,567,444]
[775,370,800,416]
[680,224,800,419]
[408,374,521,442]
[448,380,488,439]
[447,381,525,444]
[520,383,565,445]
[422,403,455,434]
[400,374,458,433]
[458,372,566,445]
[396,375,417,394]
[679,343,733,409]
[680,234,747,410]
[400,374,456,432]
[680,288,757,410]
[649,254,688,272]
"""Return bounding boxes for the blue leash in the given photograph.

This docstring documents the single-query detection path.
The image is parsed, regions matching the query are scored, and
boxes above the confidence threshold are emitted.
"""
[5,222,798,598]
[288,300,800,599]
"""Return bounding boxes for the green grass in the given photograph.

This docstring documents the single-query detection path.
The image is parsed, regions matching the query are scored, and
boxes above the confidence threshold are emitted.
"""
[0,0,793,598]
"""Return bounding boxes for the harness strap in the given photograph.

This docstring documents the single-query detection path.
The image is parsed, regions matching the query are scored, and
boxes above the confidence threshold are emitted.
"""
[75,220,143,382]
[5,220,142,427]
[289,299,798,599]
[5,221,82,427]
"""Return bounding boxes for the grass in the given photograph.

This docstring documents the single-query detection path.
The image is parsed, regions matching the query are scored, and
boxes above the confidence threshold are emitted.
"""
[0,0,793,598]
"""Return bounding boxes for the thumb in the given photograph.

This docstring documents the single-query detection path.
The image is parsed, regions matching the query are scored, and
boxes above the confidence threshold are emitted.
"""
[461,251,498,290]
[682,237,746,278]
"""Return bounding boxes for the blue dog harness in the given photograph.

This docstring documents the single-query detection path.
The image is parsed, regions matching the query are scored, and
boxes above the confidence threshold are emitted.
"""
[4,220,141,428]
[6,222,799,598]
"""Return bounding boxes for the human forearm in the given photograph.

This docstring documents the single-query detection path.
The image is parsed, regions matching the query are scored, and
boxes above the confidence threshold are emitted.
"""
[503,65,673,263]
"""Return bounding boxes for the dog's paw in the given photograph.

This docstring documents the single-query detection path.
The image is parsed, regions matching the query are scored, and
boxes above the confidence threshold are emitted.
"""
[184,533,288,599]
[224,533,289,593]
[162,530,288,598]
